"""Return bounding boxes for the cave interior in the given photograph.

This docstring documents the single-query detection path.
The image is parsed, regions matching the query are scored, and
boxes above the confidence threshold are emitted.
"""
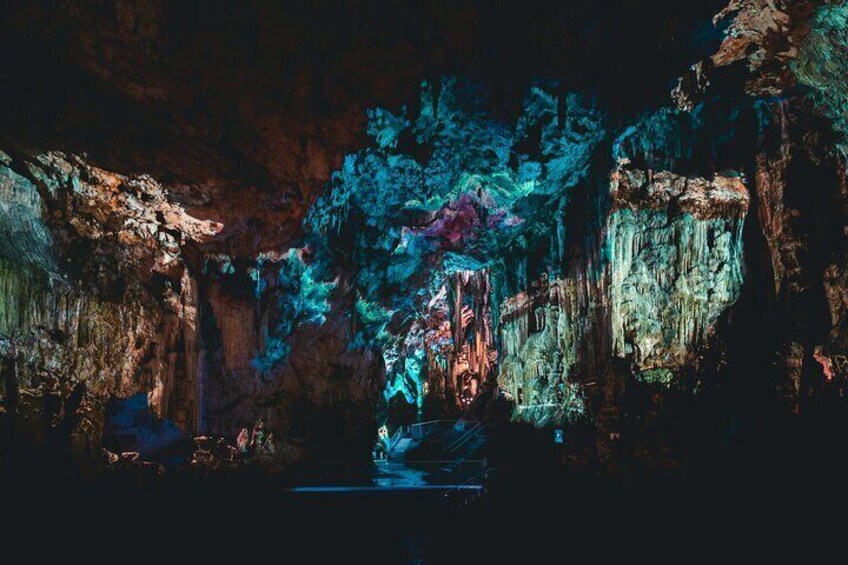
[2,0,848,557]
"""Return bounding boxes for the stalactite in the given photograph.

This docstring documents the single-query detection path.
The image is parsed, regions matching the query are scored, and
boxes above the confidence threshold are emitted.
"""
[608,168,748,371]
[498,167,748,425]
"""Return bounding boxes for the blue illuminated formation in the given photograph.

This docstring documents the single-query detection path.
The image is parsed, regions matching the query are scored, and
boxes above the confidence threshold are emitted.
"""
[252,249,336,372]
[793,2,848,150]
[297,78,606,412]
[252,76,748,426]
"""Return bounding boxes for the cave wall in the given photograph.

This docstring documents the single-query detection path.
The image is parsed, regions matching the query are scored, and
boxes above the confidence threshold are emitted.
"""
[499,275,592,426]
[608,170,748,369]
[0,151,382,472]
[497,168,749,425]
[336,0,848,449]
[3,0,848,475]
[0,153,210,471]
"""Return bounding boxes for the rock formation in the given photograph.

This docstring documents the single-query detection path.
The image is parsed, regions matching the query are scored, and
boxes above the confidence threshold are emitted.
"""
[2,0,848,478]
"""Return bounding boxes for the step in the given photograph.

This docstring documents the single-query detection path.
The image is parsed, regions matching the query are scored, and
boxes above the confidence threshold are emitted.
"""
[393,438,412,451]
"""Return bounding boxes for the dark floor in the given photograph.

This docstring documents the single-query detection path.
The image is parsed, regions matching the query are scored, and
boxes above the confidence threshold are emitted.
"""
[2,452,846,564]
[4,413,848,562]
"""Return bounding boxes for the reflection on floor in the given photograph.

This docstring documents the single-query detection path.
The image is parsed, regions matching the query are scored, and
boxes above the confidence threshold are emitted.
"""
[289,419,491,493]
[287,461,486,492]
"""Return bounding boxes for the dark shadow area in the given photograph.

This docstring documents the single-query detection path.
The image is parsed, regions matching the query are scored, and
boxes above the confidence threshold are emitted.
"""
[3,426,847,562]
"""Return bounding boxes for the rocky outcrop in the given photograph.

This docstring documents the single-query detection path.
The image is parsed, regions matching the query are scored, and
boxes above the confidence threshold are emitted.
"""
[497,169,749,425]
[499,275,594,426]
[0,152,220,472]
[0,150,384,473]
[710,0,816,96]
[608,168,748,369]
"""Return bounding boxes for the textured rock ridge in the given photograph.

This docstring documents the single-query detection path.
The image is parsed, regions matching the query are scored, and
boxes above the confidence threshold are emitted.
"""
[497,169,749,424]
[608,168,748,369]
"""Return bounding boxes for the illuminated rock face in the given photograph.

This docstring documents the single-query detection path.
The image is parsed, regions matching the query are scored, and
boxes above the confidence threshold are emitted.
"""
[0,155,214,468]
[497,169,749,425]
[1,0,845,473]
[297,72,758,428]
[0,153,56,275]
[444,269,498,412]
[7,152,226,435]
[498,276,592,426]
[710,0,816,96]
[301,78,606,423]
[608,169,748,369]
[0,150,383,468]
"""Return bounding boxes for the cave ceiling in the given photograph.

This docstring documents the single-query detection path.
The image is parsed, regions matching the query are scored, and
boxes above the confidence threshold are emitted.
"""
[0,0,736,256]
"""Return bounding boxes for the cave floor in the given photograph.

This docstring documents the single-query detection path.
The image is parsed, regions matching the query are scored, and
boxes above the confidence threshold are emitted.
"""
[287,459,487,492]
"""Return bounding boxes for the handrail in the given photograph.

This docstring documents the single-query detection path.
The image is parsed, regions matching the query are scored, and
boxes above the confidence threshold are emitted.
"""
[407,419,455,440]
[388,425,406,452]
[446,421,485,454]
[443,465,499,497]
[445,422,479,452]
[386,419,485,455]
[408,419,454,429]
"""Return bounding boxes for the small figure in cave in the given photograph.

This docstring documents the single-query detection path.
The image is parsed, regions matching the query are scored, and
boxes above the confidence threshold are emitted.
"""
[624,328,642,364]
[251,419,266,452]
[216,438,237,463]
[374,425,389,461]
[237,428,250,455]
[260,433,276,456]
